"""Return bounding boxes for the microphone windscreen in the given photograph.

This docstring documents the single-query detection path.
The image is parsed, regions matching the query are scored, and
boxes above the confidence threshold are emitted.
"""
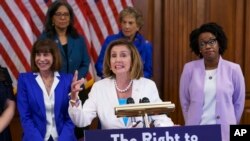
[127,97,135,104]
[141,97,150,103]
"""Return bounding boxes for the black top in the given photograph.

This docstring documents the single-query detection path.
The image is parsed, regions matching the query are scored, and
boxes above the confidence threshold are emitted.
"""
[62,44,69,73]
[0,66,15,141]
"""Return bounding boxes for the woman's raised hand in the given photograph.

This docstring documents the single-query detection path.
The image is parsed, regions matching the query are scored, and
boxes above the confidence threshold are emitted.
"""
[70,70,85,101]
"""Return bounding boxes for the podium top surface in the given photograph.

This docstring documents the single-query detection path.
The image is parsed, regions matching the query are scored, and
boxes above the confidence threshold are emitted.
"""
[114,102,175,117]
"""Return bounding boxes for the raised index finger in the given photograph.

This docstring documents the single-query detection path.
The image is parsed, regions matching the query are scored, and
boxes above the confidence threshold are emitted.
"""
[73,70,78,82]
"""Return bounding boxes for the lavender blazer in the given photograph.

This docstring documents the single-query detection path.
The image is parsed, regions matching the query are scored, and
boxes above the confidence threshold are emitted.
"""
[179,56,245,141]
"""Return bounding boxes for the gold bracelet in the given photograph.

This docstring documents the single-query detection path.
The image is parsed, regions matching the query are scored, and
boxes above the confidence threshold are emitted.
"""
[68,93,79,100]
[70,98,80,104]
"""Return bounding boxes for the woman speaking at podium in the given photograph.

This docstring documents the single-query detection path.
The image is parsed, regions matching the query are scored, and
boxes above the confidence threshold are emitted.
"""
[69,39,174,129]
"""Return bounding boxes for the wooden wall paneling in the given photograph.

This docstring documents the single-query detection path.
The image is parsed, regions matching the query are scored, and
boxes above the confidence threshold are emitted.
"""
[169,0,177,102]
[163,0,175,122]
[134,0,250,125]
[152,0,164,97]
[133,0,166,98]
[196,0,206,24]
[210,0,236,62]
[162,0,189,124]
[163,0,170,102]
[171,0,180,123]
[133,0,150,38]
[134,0,168,99]
[190,0,201,60]
[241,99,250,124]
[233,0,249,124]
[176,0,185,125]
[234,0,245,66]
[245,0,250,95]
[134,0,164,96]
[10,109,22,141]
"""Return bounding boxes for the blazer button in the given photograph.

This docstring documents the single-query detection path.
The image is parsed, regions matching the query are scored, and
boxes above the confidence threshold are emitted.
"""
[216,116,220,119]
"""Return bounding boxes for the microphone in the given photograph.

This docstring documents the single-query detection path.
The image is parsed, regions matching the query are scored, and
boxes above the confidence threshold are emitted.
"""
[127,97,135,104]
[139,97,155,127]
[140,97,150,103]
[126,97,139,127]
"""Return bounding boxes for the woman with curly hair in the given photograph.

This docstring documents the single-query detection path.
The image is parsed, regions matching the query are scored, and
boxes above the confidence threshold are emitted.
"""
[179,22,245,141]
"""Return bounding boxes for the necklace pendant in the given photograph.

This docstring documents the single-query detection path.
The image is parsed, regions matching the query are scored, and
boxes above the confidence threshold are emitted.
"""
[209,76,212,79]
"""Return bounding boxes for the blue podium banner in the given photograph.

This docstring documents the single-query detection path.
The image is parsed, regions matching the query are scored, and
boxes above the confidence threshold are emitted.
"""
[85,124,221,141]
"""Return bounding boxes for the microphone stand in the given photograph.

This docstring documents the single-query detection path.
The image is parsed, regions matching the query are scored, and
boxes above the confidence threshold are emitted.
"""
[127,97,138,127]
[140,97,150,128]
[143,112,150,128]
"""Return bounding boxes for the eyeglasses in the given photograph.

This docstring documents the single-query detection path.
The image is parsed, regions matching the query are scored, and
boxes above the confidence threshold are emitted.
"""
[199,38,217,48]
[54,12,70,18]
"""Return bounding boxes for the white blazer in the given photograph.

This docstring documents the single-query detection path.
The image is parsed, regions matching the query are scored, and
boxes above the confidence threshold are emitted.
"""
[68,77,174,129]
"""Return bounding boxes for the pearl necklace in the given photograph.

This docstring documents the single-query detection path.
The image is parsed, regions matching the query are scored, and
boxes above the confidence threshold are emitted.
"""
[114,80,133,93]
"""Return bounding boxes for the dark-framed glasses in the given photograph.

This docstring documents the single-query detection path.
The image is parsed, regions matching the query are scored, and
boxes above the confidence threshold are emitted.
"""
[54,12,70,18]
[199,38,217,48]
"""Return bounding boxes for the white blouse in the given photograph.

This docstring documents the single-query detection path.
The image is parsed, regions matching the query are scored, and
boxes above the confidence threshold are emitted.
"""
[35,72,59,141]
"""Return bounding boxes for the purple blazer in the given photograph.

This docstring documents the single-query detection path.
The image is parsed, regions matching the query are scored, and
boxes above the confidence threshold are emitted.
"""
[179,56,245,141]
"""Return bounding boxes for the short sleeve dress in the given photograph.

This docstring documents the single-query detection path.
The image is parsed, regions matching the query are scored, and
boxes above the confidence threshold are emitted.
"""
[0,67,15,141]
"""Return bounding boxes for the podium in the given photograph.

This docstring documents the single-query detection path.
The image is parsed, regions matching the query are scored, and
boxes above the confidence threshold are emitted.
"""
[114,101,175,127]
[84,125,222,141]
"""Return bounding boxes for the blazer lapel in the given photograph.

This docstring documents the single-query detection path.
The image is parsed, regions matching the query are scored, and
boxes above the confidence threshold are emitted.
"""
[54,36,66,57]
[32,73,46,118]
[106,79,118,105]
[108,78,126,126]
[67,37,74,55]
[52,72,61,118]
[196,59,206,101]
[131,79,141,103]
[215,56,223,97]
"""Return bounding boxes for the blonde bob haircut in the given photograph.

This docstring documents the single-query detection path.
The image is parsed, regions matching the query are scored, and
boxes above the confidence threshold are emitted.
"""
[103,39,144,79]
[119,6,144,30]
